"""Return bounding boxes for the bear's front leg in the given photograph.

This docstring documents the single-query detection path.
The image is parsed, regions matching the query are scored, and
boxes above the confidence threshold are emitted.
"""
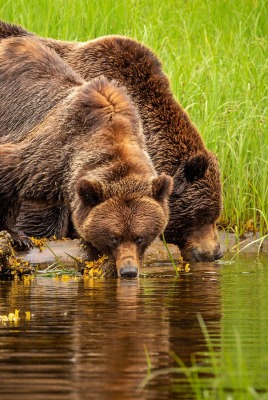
[0,199,33,251]
[16,202,71,239]
[7,227,33,251]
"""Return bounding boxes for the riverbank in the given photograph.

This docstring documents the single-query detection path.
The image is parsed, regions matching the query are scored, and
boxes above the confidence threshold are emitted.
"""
[0,230,267,278]
[13,231,268,268]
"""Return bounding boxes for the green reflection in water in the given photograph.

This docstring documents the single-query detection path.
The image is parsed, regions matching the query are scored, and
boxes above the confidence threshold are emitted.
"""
[145,255,268,400]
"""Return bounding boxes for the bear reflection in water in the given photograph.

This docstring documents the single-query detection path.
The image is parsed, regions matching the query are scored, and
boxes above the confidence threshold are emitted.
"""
[0,270,221,398]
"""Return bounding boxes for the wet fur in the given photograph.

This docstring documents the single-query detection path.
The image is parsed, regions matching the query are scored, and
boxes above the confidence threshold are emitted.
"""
[0,37,172,272]
[0,21,222,261]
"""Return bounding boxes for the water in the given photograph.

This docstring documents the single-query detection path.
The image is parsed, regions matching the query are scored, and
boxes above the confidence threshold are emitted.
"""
[1,254,268,400]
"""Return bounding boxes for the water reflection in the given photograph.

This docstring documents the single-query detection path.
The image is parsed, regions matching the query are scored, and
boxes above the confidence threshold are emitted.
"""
[0,263,222,399]
[220,255,268,394]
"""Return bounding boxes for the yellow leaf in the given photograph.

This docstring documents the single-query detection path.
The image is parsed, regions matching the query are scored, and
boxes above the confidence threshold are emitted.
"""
[185,263,190,272]
[25,311,31,320]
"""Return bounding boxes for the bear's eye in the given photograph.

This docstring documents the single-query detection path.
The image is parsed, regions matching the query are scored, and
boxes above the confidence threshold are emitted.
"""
[135,237,143,245]
[111,236,120,245]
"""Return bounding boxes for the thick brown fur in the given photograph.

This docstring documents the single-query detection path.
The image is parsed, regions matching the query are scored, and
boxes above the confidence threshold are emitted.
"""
[0,21,223,262]
[0,36,173,276]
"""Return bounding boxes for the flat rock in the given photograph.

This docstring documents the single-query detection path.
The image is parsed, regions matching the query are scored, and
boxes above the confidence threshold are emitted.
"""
[15,238,182,268]
[1,230,267,273]
[14,231,268,268]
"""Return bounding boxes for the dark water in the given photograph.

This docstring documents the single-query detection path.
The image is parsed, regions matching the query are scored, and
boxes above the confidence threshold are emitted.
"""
[1,254,268,400]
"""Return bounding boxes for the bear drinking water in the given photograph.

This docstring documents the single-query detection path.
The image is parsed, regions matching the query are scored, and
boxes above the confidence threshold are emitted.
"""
[0,21,223,262]
[0,36,173,277]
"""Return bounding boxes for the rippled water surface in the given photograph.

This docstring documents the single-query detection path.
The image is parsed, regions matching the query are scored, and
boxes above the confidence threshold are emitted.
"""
[1,254,268,400]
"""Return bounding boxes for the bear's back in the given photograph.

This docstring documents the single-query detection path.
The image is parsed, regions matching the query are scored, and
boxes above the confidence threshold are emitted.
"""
[0,36,84,143]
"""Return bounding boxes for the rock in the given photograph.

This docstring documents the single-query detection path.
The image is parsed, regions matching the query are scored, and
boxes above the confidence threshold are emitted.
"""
[0,231,34,278]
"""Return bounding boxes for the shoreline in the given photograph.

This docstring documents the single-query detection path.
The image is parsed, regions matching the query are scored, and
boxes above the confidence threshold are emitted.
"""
[1,230,267,277]
[14,231,268,269]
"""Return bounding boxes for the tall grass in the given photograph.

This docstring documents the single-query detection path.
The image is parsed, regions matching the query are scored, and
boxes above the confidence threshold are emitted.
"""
[0,0,267,235]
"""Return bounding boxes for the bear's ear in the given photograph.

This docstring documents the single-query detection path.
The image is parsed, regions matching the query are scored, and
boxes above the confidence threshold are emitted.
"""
[152,174,173,202]
[184,153,209,182]
[77,179,103,207]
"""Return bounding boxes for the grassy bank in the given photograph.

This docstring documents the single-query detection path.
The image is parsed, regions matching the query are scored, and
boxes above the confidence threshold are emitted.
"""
[1,0,267,235]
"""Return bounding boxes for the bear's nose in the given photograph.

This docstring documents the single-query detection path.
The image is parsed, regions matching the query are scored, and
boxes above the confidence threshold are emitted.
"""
[214,246,223,260]
[119,263,138,278]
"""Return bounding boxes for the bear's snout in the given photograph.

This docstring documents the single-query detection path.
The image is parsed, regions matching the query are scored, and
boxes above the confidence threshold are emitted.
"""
[213,244,223,260]
[179,223,223,262]
[119,261,138,278]
[114,243,140,278]
[190,244,223,262]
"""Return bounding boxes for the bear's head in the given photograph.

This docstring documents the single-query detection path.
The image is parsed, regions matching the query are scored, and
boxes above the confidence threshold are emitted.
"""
[72,174,173,277]
[165,151,223,262]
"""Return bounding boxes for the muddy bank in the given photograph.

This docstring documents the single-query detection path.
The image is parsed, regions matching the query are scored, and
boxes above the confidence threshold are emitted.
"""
[12,230,268,267]
[0,230,267,277]
[219,230,268,254]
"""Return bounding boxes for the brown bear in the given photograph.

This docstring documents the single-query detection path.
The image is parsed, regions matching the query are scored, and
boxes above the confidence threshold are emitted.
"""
[0,21,223,262]
[0,36,173,277]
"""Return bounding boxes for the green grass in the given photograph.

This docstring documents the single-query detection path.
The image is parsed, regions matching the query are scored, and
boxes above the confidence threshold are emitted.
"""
[0,0,267,235]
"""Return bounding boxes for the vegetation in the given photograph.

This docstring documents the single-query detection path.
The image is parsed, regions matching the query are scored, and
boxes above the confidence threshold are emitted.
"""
[142,314,268,400]
[0,0,267,235]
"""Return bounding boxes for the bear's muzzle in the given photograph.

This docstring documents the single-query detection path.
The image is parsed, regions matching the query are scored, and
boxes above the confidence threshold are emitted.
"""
[114,242,140,278]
